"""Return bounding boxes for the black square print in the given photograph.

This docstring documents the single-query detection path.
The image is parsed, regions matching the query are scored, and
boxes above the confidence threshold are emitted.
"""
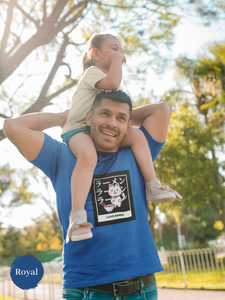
[91,170,136,227]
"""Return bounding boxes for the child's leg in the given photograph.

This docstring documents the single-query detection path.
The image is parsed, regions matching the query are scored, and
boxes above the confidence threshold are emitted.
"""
[120,128,181,202]
[66,133,97,242]
[120,128,155,181]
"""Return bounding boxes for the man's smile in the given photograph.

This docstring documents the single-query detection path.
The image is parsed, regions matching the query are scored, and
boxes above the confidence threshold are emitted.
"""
[86,98,132,152]
[100,128,118,138]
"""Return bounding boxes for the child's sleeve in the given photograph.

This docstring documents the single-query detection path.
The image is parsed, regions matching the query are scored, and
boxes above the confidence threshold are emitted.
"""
[84,66,107,90]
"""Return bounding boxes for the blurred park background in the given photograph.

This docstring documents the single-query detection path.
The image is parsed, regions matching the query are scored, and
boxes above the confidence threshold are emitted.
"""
[0,0,225,296]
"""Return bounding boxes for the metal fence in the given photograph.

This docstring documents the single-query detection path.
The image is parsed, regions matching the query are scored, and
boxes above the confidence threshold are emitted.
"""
[0,261,63,300]
[1,246,225,299]
[156,245,225,289]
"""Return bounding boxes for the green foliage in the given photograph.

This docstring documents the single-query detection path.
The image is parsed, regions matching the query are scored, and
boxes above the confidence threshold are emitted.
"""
[173,40,225,242]
[185,0,225,25]
[153,94,225,247]
[175,41,225,130]
[183,204,221,247]
[156,105,221,209]
[0,165,11,199]
[0,213,62,266]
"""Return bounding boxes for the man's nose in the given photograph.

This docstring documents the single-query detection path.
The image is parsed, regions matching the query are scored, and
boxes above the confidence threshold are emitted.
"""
[107,116,117,128]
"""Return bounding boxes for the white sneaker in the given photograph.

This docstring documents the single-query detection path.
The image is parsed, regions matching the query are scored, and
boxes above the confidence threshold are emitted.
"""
[146,179,182,202]
[66,210,93,243]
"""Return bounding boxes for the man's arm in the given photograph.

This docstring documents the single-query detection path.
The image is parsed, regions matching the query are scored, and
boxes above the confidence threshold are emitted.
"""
[3,111,68,161]
[131,102,171,143]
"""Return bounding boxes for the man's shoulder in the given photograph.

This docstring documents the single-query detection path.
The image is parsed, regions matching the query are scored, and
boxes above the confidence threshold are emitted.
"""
[31,133,75,181]
[33,133,73,162]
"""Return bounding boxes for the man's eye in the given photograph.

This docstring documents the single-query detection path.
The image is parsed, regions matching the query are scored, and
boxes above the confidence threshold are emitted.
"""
[119,116,125,121]
[102,112,109,115]
[112,47,117,51]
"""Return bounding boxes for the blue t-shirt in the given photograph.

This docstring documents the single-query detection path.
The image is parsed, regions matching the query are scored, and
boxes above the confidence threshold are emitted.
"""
[31,125,164,288]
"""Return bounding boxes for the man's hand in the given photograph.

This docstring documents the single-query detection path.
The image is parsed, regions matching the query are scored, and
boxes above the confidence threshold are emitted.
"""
[3,111,68,161]
[60,110,69,128]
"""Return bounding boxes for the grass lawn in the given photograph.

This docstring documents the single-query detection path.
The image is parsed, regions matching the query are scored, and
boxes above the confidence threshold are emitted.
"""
[156,268,225,289]
[42,274,62,284]
[0,296,23,300]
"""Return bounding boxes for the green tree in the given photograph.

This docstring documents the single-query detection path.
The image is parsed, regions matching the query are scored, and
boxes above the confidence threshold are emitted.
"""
[175,42,225,127]
[174,41,225,229]
[153,91,225,246]
[0,164,11,197]
[185,0,225,26]
[184,204,221,248]
[0,211,62,265]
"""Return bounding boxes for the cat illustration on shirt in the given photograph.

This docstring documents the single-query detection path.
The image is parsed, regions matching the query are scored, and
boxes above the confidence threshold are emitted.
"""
[107,183,126,207]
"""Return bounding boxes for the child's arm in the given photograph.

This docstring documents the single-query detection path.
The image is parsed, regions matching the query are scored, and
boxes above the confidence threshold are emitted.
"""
[131,102,171,143]
[95,52,126,90]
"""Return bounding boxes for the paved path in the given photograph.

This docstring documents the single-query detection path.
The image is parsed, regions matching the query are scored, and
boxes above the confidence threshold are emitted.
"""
[158,288,225,300]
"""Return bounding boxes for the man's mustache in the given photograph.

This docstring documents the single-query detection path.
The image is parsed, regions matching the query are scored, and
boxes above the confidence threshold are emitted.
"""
[99,126,119,136]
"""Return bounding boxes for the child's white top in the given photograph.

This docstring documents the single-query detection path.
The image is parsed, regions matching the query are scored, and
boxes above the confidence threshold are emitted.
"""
[61,66,107,135]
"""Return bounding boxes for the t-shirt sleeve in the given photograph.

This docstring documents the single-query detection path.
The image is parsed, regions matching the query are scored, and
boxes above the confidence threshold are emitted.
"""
[30,133,60,184]
[139,125,165,162]
[83,66,107,89]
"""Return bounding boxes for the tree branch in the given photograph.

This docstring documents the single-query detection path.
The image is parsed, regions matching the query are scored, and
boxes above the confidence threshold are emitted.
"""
[0,79,77,142]
[60,62,72,78]
[15,3,40,29]
[0,0,92,85]
[60,0,90,23]
[56,9,84,33]
[53,0,90,36]
[38,35,70,99]
[43,0,47,22]
[46,79,77,102]
[0,0,17,60]
[5,33,20,58]
[44,0,68,27]
[0,34,78,142]
[0,113,10,119]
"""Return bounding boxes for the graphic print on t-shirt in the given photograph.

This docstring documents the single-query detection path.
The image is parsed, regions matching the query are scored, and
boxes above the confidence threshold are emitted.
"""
[91,170,136,227]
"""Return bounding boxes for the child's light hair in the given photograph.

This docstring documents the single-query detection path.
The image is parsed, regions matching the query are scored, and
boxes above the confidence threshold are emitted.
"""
[80,32,120,76]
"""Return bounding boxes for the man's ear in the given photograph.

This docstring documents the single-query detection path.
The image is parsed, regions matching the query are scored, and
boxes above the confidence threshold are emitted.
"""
[91,48,100,61]
[125,120,132,136]
[86,110,93,126]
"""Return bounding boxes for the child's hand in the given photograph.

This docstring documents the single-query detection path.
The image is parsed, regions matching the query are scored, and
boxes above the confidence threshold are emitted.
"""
[112,51,126,64]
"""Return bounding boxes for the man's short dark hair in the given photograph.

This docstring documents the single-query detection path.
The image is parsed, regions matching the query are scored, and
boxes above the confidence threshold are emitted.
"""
[91,90,132,117]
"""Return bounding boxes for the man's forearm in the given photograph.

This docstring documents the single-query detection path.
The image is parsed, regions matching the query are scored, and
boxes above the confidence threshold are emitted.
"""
[4,111,67,134]
[3,111,68,161]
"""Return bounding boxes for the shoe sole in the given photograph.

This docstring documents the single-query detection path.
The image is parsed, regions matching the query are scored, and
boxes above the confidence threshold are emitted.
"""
[147,193,176,203]
[71,232,93,242]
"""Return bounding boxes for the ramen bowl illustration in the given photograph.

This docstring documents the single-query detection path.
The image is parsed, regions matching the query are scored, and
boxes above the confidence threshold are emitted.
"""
[101,203,115,213]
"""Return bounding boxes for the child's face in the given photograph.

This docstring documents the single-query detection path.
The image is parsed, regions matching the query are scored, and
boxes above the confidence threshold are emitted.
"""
[97,36,123,70]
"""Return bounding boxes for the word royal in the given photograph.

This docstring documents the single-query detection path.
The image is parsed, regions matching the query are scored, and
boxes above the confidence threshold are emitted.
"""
[15,268,38,277]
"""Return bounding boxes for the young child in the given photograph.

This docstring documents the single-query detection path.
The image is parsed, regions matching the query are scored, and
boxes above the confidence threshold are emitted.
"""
[61,32,182,243]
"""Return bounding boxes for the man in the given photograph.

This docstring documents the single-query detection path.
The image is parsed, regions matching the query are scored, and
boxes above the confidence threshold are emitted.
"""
[4,90,172,299]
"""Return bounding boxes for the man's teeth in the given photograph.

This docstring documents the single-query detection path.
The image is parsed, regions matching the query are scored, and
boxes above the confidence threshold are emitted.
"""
[102,131,115,137]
